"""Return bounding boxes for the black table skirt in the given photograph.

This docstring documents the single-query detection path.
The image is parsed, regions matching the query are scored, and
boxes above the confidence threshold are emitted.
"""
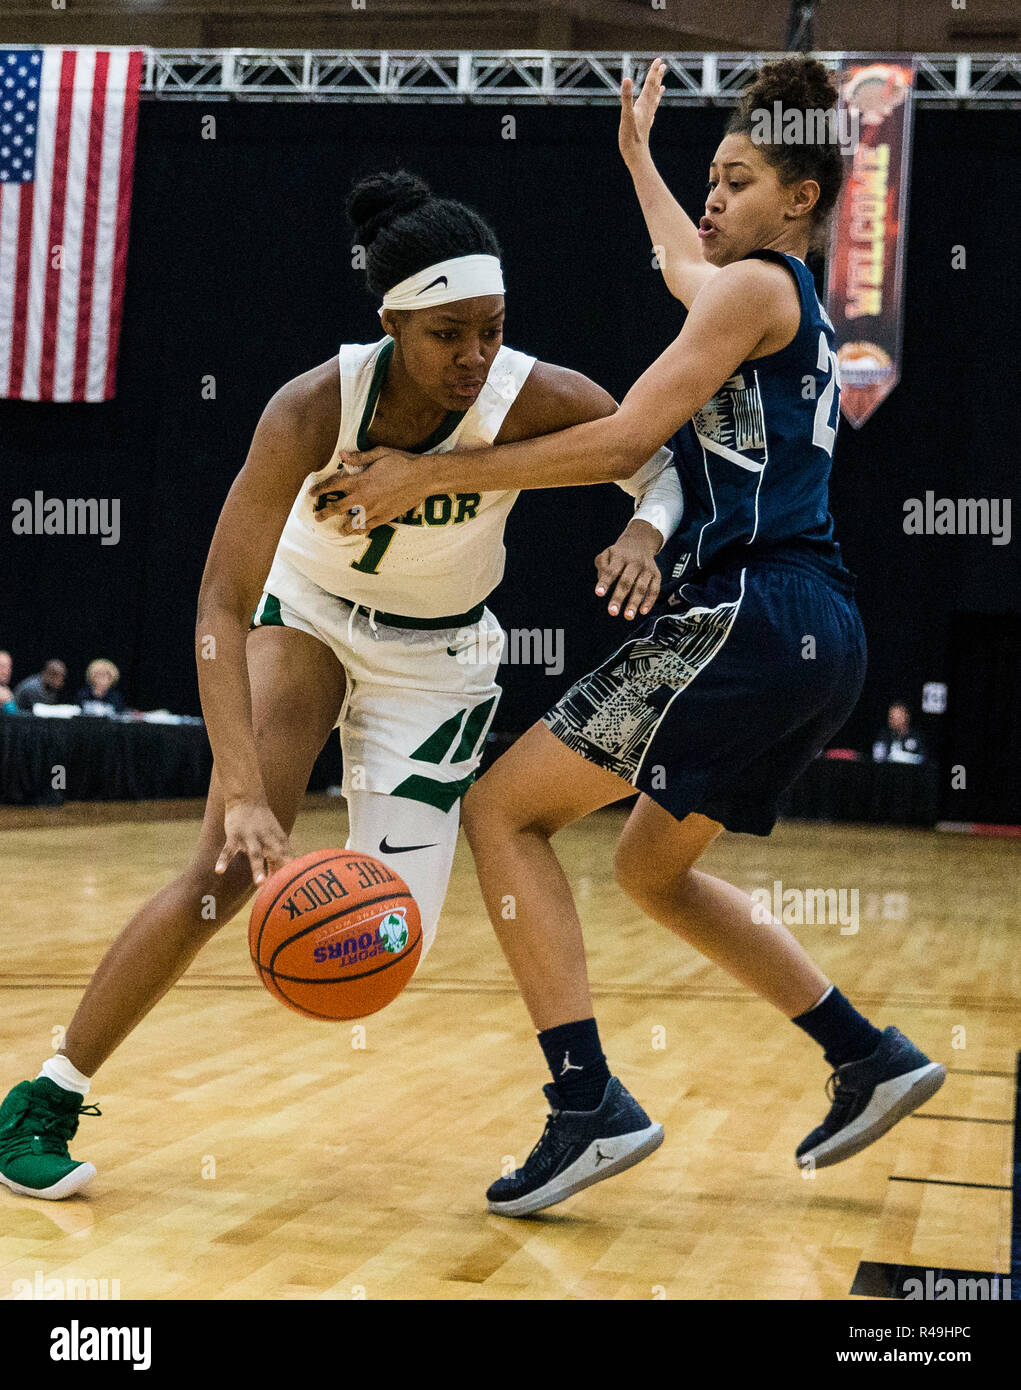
[781,757,940,828]
[0,714,344,805]
[0,714,213,804]
[2,713,937,825]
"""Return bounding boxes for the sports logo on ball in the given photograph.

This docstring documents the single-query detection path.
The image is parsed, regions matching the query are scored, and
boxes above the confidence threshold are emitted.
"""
[379,910,409,953]
[250,850,422,1020]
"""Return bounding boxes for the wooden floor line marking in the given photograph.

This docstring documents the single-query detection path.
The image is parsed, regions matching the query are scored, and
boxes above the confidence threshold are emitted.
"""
[911,1114,1013,1125]
[887,1176,1011,1191]
[947,1069,1016,1078]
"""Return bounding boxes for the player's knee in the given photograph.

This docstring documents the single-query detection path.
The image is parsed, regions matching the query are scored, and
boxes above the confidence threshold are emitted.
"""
[461,779,503,844]
[463,785,559,844]
[614,851,691,913]
[613,847,647,903]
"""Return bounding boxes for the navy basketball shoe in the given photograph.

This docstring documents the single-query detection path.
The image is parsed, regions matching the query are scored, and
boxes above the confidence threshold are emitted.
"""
[487,1077,664,1217]
[796,1026,946,1170]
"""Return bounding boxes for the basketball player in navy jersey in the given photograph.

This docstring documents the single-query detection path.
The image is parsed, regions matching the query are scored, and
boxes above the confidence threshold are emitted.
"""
[332,57,945,1215]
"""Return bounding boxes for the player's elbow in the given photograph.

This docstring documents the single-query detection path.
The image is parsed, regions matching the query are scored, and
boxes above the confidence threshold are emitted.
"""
[196,578,252,634]
[660,268,689,304]
[604,425,660,483]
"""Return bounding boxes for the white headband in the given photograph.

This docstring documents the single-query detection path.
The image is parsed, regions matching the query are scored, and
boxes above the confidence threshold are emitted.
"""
[378,254,505,315]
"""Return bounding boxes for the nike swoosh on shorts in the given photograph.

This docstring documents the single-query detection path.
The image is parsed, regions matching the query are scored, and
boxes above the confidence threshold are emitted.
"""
[378,836,439,854]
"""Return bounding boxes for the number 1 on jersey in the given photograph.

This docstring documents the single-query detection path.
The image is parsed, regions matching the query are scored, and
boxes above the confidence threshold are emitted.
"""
[350,523,396,575]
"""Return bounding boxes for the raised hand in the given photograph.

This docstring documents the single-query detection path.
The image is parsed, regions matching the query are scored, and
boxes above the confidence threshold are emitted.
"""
[619,57,667,167]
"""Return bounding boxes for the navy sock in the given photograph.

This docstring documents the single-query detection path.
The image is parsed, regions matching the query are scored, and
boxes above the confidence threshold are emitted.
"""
[792,985,884,1068]
[537,1018,611,1111]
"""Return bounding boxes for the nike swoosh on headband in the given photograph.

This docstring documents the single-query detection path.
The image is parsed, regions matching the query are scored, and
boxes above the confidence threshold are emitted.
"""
[379,835,439,854]
[417,276,448,294]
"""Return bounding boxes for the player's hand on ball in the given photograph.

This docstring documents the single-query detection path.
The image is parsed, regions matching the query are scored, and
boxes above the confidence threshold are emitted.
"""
[619,57,666,166]
[308,448,421,534]
[594,519,663,619]
[216,801,292,886]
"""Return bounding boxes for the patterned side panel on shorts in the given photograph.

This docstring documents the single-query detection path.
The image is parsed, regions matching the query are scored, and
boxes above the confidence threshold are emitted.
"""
[543,594,742,781]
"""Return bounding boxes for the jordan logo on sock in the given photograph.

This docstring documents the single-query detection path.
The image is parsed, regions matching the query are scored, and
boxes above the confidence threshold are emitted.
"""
[560,1052,584,1076]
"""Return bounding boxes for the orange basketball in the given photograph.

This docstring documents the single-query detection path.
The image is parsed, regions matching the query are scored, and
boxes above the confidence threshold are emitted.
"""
[248,849,422,1020]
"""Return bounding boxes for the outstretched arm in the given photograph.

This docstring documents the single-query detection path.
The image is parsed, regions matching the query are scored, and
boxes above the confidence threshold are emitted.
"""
[197,369,335,880]
[319,260,780,534]
[619,57,718,309]
[495,360,680,539]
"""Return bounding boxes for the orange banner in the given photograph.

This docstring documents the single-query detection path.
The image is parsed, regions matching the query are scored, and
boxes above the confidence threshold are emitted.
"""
[826,61,916,428]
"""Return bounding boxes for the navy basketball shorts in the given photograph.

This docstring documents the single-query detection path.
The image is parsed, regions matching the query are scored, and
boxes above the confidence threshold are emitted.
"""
[543,555,867,836]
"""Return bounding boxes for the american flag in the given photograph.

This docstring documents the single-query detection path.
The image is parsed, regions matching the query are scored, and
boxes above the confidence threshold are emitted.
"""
[0,47,143,402]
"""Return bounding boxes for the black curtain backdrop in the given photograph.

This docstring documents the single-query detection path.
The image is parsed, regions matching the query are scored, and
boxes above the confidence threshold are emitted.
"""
[1,101,1018,819]
[944,614,1021,825]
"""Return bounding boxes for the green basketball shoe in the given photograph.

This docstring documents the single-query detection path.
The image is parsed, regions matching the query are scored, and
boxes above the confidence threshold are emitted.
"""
[0,1078,100,1199]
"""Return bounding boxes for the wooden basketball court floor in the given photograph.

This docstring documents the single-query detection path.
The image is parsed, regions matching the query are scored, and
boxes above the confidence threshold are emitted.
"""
[1,796,1017,1301]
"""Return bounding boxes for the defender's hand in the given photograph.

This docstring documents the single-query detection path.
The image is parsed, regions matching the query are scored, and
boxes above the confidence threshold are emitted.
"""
[308,448,422,534]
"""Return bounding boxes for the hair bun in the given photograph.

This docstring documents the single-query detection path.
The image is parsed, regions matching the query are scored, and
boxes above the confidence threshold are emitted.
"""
[347,171,432,248]
[738,56,839,116]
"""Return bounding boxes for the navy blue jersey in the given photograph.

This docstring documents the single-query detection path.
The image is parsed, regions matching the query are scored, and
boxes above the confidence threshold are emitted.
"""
[657,249,848,599]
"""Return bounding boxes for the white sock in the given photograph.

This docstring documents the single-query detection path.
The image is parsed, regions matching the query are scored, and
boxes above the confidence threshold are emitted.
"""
[38,1054,91,1096]
[804,983,834,1014]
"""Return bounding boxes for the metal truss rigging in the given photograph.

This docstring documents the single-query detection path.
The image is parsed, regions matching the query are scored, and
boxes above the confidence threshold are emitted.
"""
[0,46,1014,106]
[132,50,1020,107]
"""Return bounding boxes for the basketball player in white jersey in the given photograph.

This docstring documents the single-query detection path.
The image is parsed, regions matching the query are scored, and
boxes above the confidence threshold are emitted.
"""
[0,171,681,1200]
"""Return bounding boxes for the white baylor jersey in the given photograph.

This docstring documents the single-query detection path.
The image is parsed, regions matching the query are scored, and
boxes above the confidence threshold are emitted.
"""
[268,337,537,618]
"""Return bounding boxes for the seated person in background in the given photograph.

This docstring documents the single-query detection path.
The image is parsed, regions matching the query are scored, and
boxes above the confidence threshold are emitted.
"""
[0,650,16,712]
[14,658,68,711]
[76,658,126,715]
[872,702,927,765]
